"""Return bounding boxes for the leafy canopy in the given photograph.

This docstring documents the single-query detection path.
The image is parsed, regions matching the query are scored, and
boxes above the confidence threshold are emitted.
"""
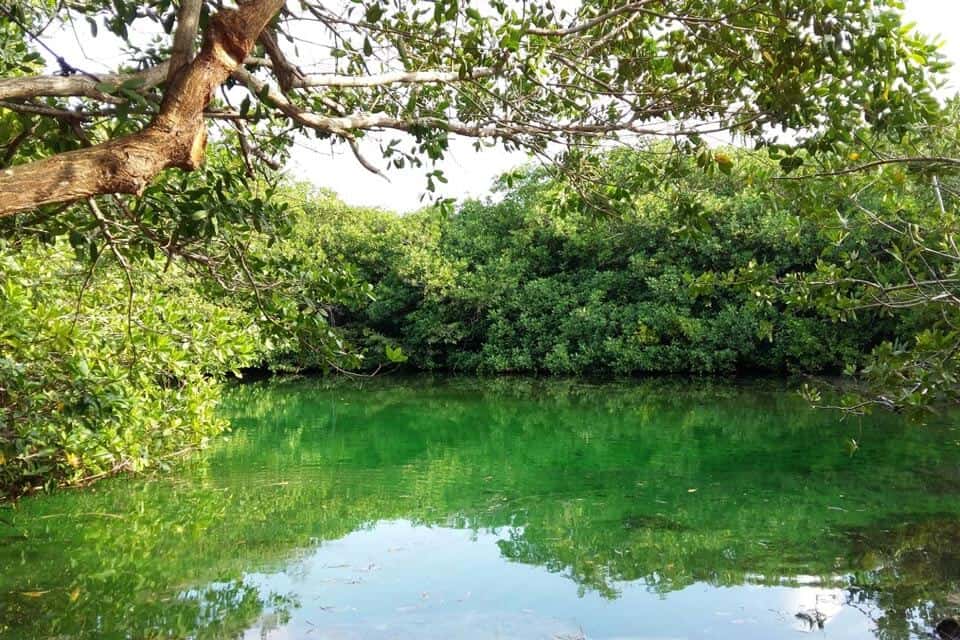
[0,0,947,219]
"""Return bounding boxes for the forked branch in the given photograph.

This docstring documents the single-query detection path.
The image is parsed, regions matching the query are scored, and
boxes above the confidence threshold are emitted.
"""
[0,0,286,217]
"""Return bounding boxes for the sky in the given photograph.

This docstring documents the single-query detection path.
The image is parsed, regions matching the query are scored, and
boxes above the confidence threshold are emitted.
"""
[36,1,960,213]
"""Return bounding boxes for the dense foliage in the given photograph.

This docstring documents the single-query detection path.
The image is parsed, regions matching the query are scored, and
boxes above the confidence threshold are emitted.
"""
[6,123,960,495]
[0,240,261,497]
[10,130,960,496]
[260,115,960,418]
[275,149,907,378]
[0,141,378,496]
[2,0,958,492]
[775,102,960,414]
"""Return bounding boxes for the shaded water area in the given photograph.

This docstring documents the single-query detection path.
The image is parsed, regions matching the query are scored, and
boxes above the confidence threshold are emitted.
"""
[2,377,960,639]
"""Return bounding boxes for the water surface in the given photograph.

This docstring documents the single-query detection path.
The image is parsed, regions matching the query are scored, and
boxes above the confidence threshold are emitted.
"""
[2,377,960,639]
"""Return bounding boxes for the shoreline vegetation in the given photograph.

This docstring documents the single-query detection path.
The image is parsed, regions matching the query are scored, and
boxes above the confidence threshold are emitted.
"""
[4,141,960,498]
[2,0,959,501]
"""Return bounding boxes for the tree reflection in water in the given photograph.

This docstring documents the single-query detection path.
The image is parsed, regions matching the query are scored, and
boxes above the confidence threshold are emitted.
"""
[1,377,958,639]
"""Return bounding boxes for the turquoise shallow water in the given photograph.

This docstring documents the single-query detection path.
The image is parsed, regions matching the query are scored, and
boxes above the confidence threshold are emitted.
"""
[2,377,960,639]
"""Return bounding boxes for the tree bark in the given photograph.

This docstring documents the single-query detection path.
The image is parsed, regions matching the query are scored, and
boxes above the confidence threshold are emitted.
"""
[0,0,285,217]
[0,64,169,103]
[167,0,203,81]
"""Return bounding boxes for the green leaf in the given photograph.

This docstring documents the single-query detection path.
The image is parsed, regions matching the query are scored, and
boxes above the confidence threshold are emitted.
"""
[715,153,733,174]
[365,3,384,23]
[779,157,804,174]
[385,345,408,363]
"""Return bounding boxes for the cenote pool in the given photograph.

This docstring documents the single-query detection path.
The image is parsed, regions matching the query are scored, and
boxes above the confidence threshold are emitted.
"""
[2,377,960,639]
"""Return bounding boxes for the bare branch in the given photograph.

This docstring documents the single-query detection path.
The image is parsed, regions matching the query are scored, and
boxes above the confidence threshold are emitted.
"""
[237,128,282,170]
[0,64,169,103]
[347,137,389,181]
[258,28,305,92]
[0,100,95,120]
[296,67,494,88]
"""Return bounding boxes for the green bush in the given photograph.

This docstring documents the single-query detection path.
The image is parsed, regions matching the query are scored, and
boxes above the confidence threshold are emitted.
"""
[0,241,260,496]
[294,149,901,376]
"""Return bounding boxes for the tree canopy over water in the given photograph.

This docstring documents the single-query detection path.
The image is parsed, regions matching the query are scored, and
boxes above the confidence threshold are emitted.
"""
[0,0,944,212]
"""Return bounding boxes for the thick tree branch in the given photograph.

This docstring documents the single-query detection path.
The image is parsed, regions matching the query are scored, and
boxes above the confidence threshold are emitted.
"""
[0,64,169,103]
[0,55,271,104]
[0,100,252,122]
[167,0,204,82]
[0,0,286,217]
[258,28,305,92]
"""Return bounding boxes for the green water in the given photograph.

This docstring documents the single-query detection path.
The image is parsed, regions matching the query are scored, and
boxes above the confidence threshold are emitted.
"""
[2,377,960,639]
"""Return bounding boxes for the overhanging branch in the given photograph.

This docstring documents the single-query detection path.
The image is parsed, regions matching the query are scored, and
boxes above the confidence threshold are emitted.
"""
[0,56,268,103]
[235,67,760,144]
[0,0,287,217]
[0,64,169,103]
[167,0,203,82]
[296,67,494,88]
